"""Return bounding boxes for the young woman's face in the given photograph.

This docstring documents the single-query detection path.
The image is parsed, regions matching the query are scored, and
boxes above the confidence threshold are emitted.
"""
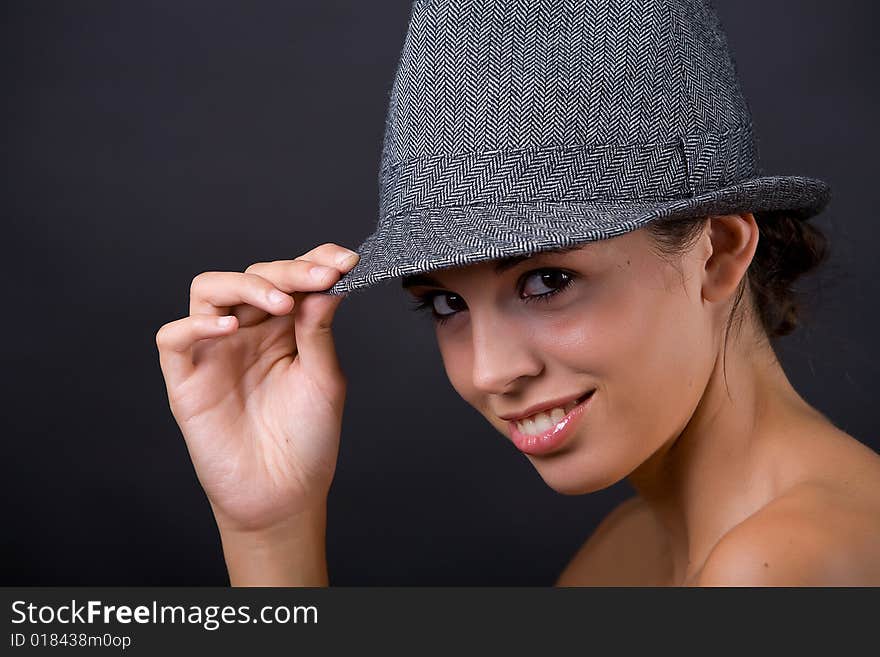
[403,226,722,494]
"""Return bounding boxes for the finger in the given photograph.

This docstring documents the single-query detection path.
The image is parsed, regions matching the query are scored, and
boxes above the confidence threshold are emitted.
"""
[229,258,338,326]
[244,250,358,296]
[289,291,350,389]
[189,271,296,317]
[156,313,239,385]
[232,243,360,334]
[294,242,361,270]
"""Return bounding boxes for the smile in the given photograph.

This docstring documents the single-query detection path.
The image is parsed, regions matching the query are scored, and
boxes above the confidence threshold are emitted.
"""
[507,390,595,456]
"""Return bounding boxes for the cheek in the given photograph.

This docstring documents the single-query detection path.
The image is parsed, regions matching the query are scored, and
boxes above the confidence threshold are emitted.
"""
[602,275,712,445]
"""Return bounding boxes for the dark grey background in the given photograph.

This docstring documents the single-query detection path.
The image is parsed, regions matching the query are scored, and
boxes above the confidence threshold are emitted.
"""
[2,0,877,585]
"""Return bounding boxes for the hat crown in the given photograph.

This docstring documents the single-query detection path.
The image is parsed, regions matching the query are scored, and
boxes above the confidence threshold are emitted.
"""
[378,0,759,220]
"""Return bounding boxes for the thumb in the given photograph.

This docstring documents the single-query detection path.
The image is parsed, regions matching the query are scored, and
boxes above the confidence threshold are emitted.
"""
[292,291,349,387]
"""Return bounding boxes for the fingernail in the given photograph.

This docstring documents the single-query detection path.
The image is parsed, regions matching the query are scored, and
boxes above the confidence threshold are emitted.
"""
[268,289,288,304]
[336,252,359,267]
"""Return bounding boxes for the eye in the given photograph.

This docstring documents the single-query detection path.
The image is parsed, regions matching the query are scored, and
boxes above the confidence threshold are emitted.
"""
[407,268,576,325]
[520,269,573,300]
[407,291,466,326]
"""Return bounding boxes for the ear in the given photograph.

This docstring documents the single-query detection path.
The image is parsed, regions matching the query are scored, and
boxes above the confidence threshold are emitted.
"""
[701,213,758,303]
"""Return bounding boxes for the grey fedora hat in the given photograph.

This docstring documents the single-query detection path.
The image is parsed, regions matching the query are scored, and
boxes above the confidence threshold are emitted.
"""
[322,0,831,297]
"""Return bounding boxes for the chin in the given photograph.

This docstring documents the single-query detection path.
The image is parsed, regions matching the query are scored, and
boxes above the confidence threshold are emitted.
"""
[527,451,626,496]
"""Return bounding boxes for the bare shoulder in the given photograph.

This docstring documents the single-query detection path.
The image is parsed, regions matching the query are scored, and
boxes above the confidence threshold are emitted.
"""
[697,479,880,586]
[555,495,669,586]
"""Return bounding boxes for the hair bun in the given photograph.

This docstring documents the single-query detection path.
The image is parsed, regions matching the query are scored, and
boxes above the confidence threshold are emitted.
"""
[750,210,830,337]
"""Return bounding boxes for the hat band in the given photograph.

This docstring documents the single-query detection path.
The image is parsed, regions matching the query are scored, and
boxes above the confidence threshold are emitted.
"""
[378,124,757,221]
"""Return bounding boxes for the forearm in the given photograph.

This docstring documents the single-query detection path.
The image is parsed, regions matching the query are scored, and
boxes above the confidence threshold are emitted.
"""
[214,505,329,587]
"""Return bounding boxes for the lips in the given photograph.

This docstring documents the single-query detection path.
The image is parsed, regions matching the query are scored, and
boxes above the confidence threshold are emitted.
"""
[507,389,595,456]
[499,389,595,423]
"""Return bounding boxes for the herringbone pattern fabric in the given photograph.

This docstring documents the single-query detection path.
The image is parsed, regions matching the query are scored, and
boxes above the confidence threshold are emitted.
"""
[323,0,831,296]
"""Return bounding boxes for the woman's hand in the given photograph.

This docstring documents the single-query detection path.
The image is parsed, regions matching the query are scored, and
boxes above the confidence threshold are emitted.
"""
[155,243,358,535]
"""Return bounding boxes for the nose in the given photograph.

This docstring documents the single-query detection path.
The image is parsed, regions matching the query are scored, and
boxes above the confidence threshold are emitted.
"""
[469,310,543,394]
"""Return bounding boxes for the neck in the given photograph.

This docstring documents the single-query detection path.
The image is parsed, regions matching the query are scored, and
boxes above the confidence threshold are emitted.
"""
[625,327,818,584]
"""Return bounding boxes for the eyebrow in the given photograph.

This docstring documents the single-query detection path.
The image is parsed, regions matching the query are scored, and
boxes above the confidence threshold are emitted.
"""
[400,245,583,289]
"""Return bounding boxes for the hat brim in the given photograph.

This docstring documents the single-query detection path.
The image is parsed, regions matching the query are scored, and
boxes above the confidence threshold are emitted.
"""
[321,175,830,296]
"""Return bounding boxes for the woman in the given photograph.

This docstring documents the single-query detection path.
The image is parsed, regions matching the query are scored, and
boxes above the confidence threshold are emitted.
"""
[155,0,880,585]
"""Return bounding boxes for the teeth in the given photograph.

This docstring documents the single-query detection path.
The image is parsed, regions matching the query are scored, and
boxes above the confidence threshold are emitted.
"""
[521,417,540,435]
[514,394,589,436]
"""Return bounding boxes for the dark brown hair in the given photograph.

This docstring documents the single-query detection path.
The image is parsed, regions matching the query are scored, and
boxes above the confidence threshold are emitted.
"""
[646,210,830,344]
